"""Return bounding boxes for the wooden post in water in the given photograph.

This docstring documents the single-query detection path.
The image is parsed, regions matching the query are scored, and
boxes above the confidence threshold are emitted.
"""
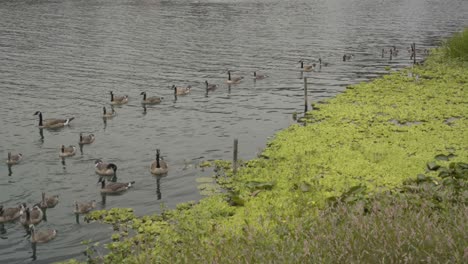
[413,42,416,64]
[304,77,308,113]
[233,138,238,174]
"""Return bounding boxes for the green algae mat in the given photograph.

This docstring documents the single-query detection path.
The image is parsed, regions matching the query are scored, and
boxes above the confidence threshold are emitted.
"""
[67,48,467,263]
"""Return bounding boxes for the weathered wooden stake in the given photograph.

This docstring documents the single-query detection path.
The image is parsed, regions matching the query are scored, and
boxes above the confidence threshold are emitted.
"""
[304,77,308,113]
[233,138,238,174]
[413,42,416,64]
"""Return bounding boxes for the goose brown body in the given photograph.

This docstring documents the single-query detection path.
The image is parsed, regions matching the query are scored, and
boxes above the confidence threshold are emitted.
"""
[95,160,116,176]
[74,200,96,214]
[173,85,192,95]
[253,71,268,80]
[226,71,243,84]
[205,80,217,91]
[20,206,43,226]
[102,106,116,118]
[299,60,314,72]
[29,225,57,244]
[34,111,74,129]
[6,152,23,165]
[37,192,59,210]
[99,178,135,194]
[151,149,168,175]
[140,92,163,104]
[59,145,76,157]
[0,204,25,223]
[79,133,95,145]
[110,91,129,105]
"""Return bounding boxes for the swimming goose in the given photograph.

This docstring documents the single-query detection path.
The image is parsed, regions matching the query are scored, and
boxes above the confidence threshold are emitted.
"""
[253,71,268,80]
[37,192,59,210]
[299,60,314,72]
[0,204,25,223]
[343,54,354,61]
[318,58,329,67]
[29,224,57,244]
[74,200,96,214]
[102,106,116,118]
[173,85,192,95]
[59,145,76,157]
[34,111,74,129]
[79,133,95,145]
[110,91,129,105]
[95,160,117,176]
[205,80,217,92]
[20,206,43,226]
[6,152,23,165]
[151,149,168,175]
[226,71,243,84]
[98,177,135,194]
[140,92,163,104]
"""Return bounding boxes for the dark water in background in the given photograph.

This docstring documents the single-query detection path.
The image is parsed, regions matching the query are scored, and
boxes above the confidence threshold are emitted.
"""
[0,0,466,262]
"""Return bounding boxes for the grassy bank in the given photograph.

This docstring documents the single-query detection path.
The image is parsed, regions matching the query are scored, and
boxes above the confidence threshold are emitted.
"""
[66,33,467,263]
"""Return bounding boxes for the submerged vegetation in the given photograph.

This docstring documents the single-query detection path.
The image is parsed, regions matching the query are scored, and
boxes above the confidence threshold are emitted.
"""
[64,34,467,263]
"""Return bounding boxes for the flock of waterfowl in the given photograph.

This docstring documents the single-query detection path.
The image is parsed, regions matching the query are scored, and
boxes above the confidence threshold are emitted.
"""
[0,68,269,256]
[2,50,415,259]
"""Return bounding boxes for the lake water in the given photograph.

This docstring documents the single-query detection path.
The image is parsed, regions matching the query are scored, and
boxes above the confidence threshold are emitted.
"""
[0,0,466,262]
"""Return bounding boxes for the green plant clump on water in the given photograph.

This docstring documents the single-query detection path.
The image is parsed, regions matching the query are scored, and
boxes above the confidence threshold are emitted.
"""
[63,34,468,263]
[443,28,468,61]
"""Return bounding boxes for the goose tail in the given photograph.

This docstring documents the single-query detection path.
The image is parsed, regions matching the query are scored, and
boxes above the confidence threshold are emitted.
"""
[64,117,75,126]
[128,181,136,187]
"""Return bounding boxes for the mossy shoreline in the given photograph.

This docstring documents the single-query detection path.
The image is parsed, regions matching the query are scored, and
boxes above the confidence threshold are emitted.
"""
[65,42,467,263]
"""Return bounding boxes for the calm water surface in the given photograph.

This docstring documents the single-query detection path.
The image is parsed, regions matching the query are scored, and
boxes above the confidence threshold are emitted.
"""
[0,0,466,262]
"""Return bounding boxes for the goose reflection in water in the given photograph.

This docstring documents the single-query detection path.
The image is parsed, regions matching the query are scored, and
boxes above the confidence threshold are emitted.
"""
[155,176,162,200]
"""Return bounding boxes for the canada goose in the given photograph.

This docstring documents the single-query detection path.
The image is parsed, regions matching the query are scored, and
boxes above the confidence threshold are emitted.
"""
[253,71,268,80]
[172,85,192,95]
[110,91,129,105]
[318,58,329,67]
[37,192,59,210]
[79,133,95,145]
[343,54,354,61]
[0,204,25,223]
[151,149,168,175]
[140,92,163,104]
[74,200,96,214]
[299,60,314,72]
[34,111,74,129]
[205,80,217,91]
[20,206,43,226]
[29,224,57,244]
[98,177,135,194]
[6,152,23,165]
[102,106,116,118]
[226,71,243,84]
[95,160,117,176]
[59,145,76,157]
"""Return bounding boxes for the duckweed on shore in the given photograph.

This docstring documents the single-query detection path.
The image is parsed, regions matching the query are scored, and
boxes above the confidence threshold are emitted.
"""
[65,44,467,263]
